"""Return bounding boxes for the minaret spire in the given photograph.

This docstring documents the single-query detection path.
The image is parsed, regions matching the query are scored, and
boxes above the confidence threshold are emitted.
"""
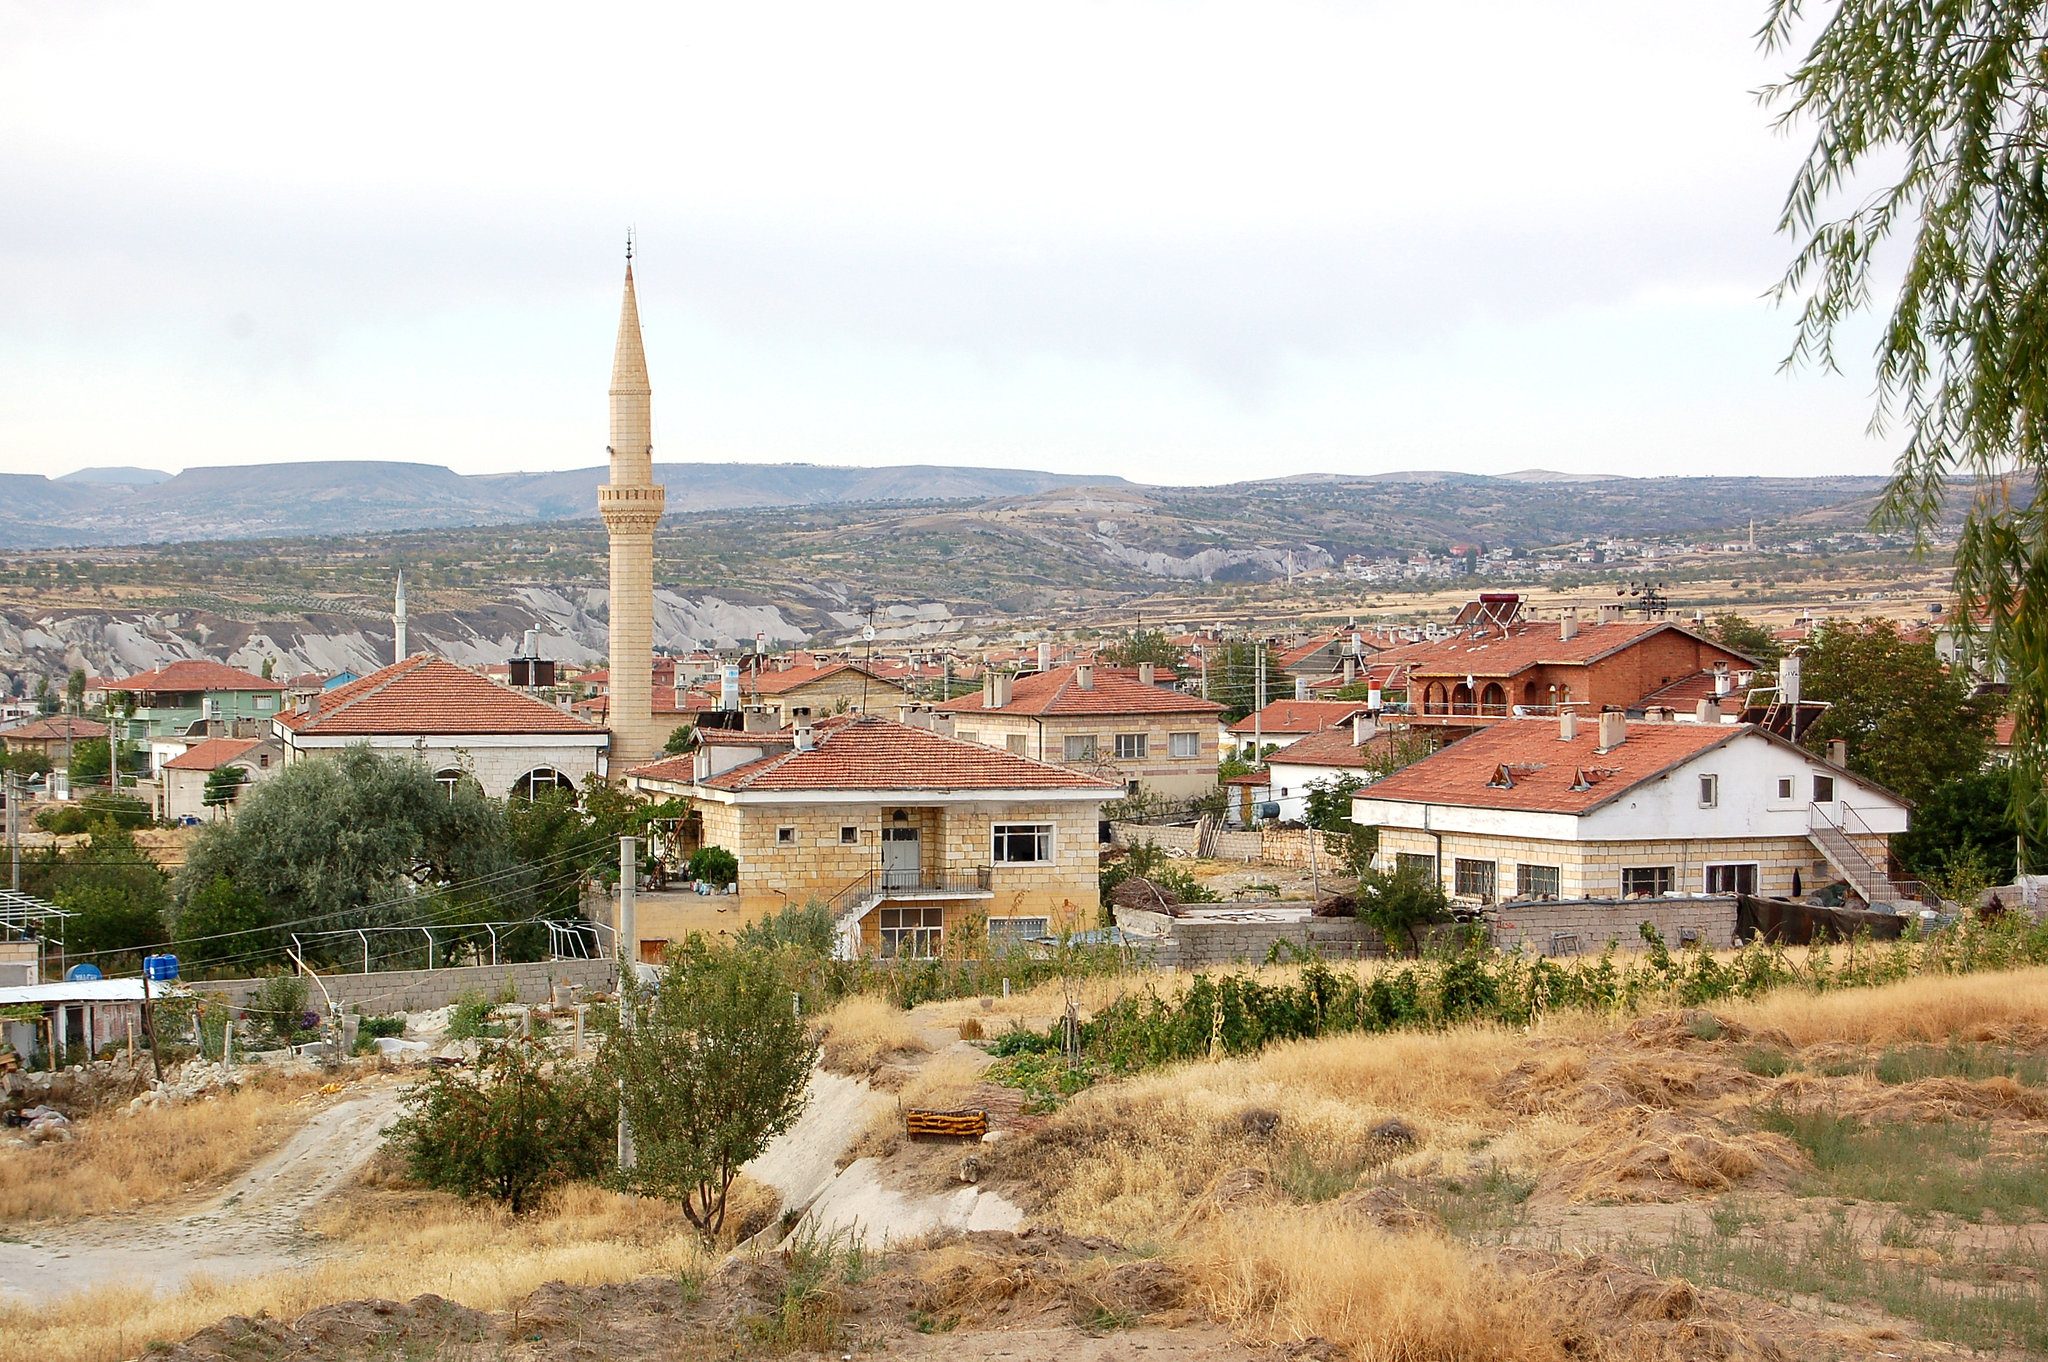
[597,239,667,771]
[394,571,408,664]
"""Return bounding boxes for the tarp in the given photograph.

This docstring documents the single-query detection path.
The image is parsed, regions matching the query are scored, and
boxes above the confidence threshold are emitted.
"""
[1736,895,1911,946]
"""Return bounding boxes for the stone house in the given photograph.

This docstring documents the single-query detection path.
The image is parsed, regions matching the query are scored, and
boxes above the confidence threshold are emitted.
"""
[625,713,1119,960]
[156,735,283,822]
[274,654,610,799]
[939,663,1225,800]
[734,657,912,724]
[1351,713,1912,917]
[2,715,107,768]
[1227,700,1374,757]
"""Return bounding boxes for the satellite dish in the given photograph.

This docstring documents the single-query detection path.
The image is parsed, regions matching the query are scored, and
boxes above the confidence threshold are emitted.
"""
[862,624,876,642]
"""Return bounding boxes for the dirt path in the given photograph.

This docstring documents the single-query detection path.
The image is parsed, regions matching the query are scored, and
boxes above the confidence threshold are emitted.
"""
[0,1078,403,1306]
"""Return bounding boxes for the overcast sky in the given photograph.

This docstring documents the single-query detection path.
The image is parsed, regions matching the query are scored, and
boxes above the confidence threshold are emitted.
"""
[0,1,1886,486]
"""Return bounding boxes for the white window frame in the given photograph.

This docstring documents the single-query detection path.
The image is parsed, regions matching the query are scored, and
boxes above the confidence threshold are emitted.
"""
[956,730,980,746]
[1062,734,1097,762]
[1113,732,1148,760]
[878,905,943,959]
[1698,773,1718,808]
[1005,733,1028,756]
[991,822,1055,866]
[1705,862,1759,896]
[1776,777,1794,800]
[1813,774,1836,803]
[988,916,1051,943]
[776,825,796,846]
[1169,731,1200,759]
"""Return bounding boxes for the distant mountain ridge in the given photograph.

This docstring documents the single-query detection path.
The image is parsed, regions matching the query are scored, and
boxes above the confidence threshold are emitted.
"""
[0,460,1132,548]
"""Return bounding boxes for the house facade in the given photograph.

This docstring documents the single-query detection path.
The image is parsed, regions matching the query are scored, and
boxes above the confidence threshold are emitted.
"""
[275,654,609,798]
[940,663,1224,799]
[1352,713,1912,913]
[1227,700,1373,756]
[626,713,1118,959]
[100,661,288,755]
[2,715,107,767]
[156,735,283,822]
[734,657,912,724]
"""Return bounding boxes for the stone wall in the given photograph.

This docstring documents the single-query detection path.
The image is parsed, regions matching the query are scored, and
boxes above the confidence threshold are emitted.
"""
[196,957,617,1015]
[1110,821,1203,856]
[1109,821,1343,870]
[1486,897,1738,955]
[1114,906,1380,969]
[1377,827,1847,903]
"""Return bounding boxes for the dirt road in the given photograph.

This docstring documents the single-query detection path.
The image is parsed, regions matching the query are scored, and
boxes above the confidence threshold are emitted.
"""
[0,1078,402,1306]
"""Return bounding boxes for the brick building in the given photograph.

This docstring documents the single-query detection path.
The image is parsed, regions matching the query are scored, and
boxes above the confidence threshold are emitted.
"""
[1352,713,1912,920]
[626,713,1118,959]
[939,662,1224,799]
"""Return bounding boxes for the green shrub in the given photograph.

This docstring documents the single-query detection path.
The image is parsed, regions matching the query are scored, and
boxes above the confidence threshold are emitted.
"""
[447,989,500,1040]
[386,1038,614,1213]
[686,845,738,887]
[247,974,314,1049]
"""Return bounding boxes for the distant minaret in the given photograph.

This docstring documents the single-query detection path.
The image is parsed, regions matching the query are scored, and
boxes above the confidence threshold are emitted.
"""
[394,571,408,664]
[597,237,667,770]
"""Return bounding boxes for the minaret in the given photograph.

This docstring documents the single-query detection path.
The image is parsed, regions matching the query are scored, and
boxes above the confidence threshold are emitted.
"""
[597,238,667,771]
[393,571,408,664]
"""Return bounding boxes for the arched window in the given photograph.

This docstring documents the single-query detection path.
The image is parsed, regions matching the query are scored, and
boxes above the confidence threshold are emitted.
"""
[1450,682,1475,716]
[1521,681,1540,709]
[511,767,577,801]
[1424,683,1446,715]
[1480,683,1507,716]
[432,768,467,797]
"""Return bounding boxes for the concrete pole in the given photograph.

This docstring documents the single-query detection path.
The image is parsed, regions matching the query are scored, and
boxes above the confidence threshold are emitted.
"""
[6,769,18,893]
[617,834,637,1172]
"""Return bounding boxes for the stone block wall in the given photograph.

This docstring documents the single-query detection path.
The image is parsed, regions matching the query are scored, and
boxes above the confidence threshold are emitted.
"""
[1111,822,1204,856]
[1377,828,1845,903]
[1114,906,1377,969]
[197,957,617,1015]
[1487,897,1737,955]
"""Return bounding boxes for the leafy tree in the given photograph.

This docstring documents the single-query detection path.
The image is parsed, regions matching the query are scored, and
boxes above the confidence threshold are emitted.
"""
[41,822,170,965]
[602,936,817,1240]
[67,738,111,785]
[662,724,695,756]
[1304,775,1363,832]
[1098,628,1182,669]
[1353,861,1451,953]
[1,749,51,780]
[1894,767,2035,885]
[388,1038,615,1214]
[1706,612,1781,666]
[685,845,738,886]
[1799,620,1995,803]
[1204,641,1288,724]
[1765,0,2048,834]
[732,901,835,956]
[34,675,52,714]
[175,745,513,969]
[202,765,249,814]
[37,791,150,833]
[64,669,85,713]
[176,875,278,974]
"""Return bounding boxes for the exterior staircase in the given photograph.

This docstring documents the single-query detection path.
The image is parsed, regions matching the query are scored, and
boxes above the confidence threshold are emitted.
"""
[1807,804,1918,907]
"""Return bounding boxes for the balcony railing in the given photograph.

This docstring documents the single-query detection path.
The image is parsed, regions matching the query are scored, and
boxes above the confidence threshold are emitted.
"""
[1418,702,1511,718]
[824,867,996,915]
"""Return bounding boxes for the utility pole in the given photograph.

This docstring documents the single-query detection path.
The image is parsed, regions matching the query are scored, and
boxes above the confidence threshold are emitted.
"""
[6,770,19,893]
[1252,640,1266,769]
[616,834,637,1172]
[139,962,164,1083]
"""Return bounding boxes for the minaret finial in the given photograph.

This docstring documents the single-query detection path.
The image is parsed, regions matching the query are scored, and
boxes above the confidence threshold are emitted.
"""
[626,228,634,264]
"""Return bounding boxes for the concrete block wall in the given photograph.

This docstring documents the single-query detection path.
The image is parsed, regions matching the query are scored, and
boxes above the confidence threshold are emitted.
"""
[1111,822,1204,856]
[196,957,617,1015]
[1487,897,1737,955]
[1114,906,1377,969]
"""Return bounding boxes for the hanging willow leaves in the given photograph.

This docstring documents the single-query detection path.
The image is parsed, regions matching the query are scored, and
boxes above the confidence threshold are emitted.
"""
[1766,1,2048,837]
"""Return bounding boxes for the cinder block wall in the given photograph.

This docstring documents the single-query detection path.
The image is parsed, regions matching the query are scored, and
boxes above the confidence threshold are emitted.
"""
[1487,898,1737,955]
[194,957,618,1015]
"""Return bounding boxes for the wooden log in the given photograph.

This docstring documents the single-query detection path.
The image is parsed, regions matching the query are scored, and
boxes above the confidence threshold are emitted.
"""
[904,1107,989,1140]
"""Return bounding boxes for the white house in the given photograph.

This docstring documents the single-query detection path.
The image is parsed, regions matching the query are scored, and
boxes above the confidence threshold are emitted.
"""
[275,655,610,799]
[1352,713,1911,908]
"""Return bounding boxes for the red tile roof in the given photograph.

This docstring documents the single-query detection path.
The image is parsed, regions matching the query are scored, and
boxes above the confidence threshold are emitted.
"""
[1357,717,1743,816]
[1370,620,1753,680]
[1228,700,1370,737]
[102,660,284,693]
[1266,725,1396,769]
[940,664,1222,718]
[736,660,902,696]
[3,715,107,743]
[277,655,604,737]
[162,736,262,771]
[645,714,1123,793]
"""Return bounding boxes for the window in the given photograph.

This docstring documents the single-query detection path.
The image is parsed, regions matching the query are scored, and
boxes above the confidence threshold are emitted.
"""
[1395,852,1438,880]
[1454,858,1497,903]
[879,906,943,959]
[1623,866,1675,898]
[1169,731,1200,759]
[957,730,980,746]
[1006,734,1028,756]
[255,696,274,712]
[1516,863,1560,899]
[988,917,1050,942]
[1814,774,1836,803]
[992,823,1054,864]
[1698,774,1718,808]
[258,753,270,769]
[1706,863,1758,895]
[776,826,796,846]
[1777,777,1794,800]
[1114,733,1148,760]
[840,825,859,845]
[1063,734,1097,762]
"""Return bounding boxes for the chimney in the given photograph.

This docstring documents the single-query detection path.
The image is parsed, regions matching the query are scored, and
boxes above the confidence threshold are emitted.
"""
[1558,710,1577,741]
[1075,664,1095,690]
[1596,710,1626,752]
[1828,738,1847,767]
[987,671,1014,707]
[1138,662,1155,686]
[742,707,778,733]
[1713,663,1731,696]
[1695,699,1714,723]
[1342,656,1357,684]
[521,628,540,657]
[1599,604,1623,625]
[1352,712,1375,746]
[794,721,815,751]
[983,672,996,706]
[1559,608,1578,642]
[306,692,321,718]
[1037,641,1053,672]
[1367,683,1383,712]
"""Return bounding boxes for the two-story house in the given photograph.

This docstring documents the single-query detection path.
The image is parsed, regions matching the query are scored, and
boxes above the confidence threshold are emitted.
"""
[1351,712,1911,919]
[939,663,1225,800]
[626,713,1119,959]
[156,735,284,822]
[101,661,288,768]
